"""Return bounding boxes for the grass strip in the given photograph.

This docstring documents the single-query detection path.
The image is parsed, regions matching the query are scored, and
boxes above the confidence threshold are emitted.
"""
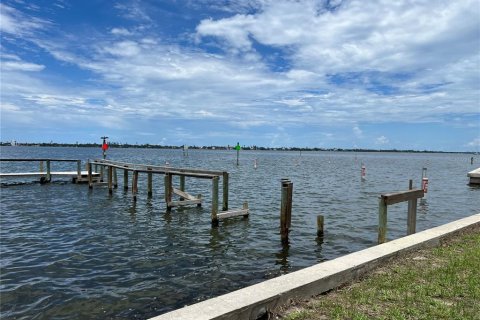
[278,226,480,320]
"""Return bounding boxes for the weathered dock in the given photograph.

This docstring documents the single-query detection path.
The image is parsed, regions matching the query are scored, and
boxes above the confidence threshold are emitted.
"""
[467,168,480,185]
[89,159,249,226]
[0,158,100,183]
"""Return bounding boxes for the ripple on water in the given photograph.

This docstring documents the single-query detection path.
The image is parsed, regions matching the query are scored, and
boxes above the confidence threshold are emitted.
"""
[1,148,479,319]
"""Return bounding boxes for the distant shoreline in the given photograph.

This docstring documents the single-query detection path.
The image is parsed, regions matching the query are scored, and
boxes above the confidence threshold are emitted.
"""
[0,142,476,154]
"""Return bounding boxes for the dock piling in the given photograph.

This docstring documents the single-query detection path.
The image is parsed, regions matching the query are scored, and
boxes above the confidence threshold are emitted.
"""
[222,172,229,211]
[147,168,153,197]
[280,179,293,244]
[113,168,118,188]
[317,215,324,238]
[88,162,93,189]
[212,176,219,227]
[378,198,387,244]
[108,166,113,194]
[132,170,138,201]
[123,168,128,190]
[46,160,51,182]
[407,179,417,235]
[164,174,172,211]
[179,175,185,200]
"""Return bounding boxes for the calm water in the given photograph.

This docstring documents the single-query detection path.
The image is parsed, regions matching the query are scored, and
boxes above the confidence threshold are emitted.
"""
[1,147,479,319]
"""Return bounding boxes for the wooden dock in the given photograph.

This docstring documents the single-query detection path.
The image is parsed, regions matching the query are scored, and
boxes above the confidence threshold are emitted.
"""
[0,158,99,183]
[89,159,249,226]
[467,168,480,185]
[0,158,249,227]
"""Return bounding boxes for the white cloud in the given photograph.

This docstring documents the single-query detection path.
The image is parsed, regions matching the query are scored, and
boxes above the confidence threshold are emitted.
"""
[353,125,363,138]
[1,61,45,72]
[1,0,478,149]
[375,135,389,145]
[0,3,49,36]
[467,138,480,147]
[110,27,133,36]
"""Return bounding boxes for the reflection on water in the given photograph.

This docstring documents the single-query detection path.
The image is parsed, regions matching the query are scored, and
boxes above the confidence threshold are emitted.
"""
[0,147,479,319]
[275,244,290,274]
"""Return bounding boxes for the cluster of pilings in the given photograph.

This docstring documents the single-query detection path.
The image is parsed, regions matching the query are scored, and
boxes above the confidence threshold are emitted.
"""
[87,159,249,226]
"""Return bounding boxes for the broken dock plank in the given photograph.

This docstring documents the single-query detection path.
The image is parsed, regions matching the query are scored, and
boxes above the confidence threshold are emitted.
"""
[217,202,249,220]
[173,188,197,201]
[168,199,202,207]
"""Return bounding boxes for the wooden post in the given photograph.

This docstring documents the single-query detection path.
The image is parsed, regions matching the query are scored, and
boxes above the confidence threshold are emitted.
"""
[280,179,290,244]
[46,160,51,182]
[222,172,229,211]
[77,160,81,181]
[407,179,417,235]
[164,174,172,211]
[378,197,388,244]
[286,181,293,228]
[132,170,138,201]
[317,215,324,237]
[113,168,118,188]
[108,166,113,194]
[147,168,153,197]
[100,165,104,182]
[179,175,185,200]
[123,169,128,190]
[212,176,219,227]
[40,161,44,172]
[243,201,249,218]
[88,162,93,189]
[197,194,202,207]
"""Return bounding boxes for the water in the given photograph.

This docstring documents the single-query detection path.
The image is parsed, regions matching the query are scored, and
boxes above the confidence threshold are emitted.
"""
[1,147,479,319]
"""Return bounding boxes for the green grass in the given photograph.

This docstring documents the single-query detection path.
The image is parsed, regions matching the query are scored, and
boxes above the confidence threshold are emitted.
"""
[280,228,480,320]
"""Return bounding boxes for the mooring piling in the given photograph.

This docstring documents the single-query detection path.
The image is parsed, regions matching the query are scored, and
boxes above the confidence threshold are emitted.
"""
[132,170,138,201]
[108,166,113,194]
[222,171,229,211]
[317,215,324,238]
[280,179,293,244]
[88,162,93,189]
[113,168,118,188]
[123,168,128,190]
[212,176,219,227]
[147,168,153,197]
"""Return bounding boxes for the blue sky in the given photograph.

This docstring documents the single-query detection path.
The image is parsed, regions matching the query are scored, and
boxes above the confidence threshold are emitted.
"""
[1,0,479,151]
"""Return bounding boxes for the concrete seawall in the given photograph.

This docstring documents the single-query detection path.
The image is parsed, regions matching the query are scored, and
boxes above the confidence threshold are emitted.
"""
[150,213,480,320]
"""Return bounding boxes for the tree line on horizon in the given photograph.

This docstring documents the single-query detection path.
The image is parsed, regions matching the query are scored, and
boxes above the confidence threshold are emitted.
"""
[0,141,473,154]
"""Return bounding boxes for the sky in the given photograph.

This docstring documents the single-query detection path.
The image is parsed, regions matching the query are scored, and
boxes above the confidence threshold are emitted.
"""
[0,0,479,151]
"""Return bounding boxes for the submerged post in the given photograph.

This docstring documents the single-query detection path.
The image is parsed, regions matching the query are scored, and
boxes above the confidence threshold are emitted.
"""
[222,171,229,211]
[212,176,219,227]
[378,197,388,244]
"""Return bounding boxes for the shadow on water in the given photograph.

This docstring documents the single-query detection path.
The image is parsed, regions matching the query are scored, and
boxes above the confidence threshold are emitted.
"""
[275,243,290,274]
